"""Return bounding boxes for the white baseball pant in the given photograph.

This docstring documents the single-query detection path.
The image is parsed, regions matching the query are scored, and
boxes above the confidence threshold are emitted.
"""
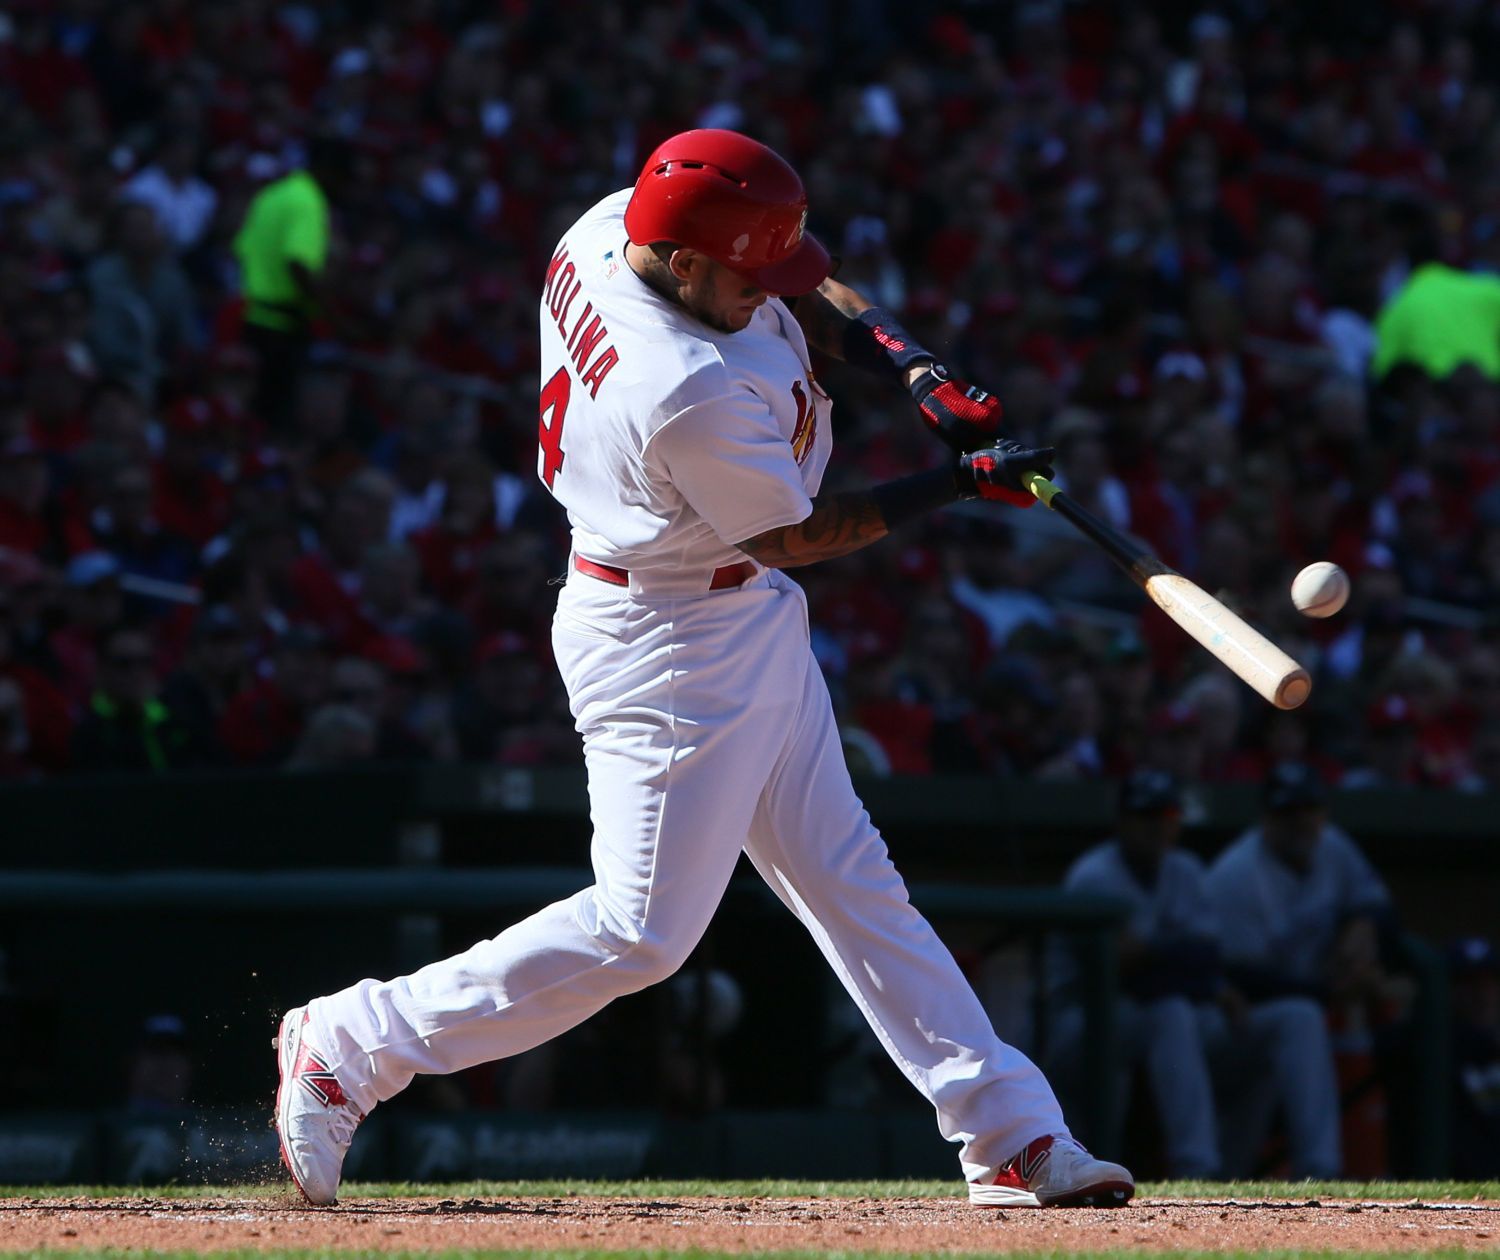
[307,567,1066,1179]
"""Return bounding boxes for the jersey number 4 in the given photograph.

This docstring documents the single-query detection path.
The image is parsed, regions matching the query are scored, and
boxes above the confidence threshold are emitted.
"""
[538,367,570,488]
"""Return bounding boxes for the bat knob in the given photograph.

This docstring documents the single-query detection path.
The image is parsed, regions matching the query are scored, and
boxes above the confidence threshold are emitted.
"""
[1023,471,1059,505]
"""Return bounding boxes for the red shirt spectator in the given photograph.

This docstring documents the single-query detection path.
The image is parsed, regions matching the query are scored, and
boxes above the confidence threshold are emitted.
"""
[153,409,234,547]
[410,462,502,605]
[2,8,95,121]
[23,346,95,457]
[0,440,92,565]
[218,627,330,765]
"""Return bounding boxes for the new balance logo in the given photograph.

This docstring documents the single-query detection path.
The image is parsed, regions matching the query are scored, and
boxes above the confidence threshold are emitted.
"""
[294,1048,350,1108]
[871,325,906,353]
[1015,1138,1053,1182]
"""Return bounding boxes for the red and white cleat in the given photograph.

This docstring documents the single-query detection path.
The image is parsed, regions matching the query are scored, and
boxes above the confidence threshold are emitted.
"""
[969,1134,1134,1208]
[273,1006,365,1206]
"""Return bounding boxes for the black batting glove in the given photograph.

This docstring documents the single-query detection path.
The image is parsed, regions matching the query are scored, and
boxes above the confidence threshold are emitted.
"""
[955,441,1056,508]
[839,308,1010,453]
[910,364,1005,454]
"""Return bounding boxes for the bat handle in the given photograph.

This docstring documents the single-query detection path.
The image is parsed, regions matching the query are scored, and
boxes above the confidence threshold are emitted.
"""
[1022,470,1061,507]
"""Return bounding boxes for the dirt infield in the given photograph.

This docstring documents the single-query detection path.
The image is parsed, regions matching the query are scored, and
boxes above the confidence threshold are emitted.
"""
[3,1194,1498,1253]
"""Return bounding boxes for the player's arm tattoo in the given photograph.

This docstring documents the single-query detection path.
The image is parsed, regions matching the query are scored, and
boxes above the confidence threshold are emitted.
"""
[791,279,872,359]
[793,280,929,389]
[736,490,888,568]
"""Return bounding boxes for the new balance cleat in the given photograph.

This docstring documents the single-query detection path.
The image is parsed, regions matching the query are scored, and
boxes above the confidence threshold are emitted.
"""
[273,1006,364,1206]
[970,1134,1134,1208]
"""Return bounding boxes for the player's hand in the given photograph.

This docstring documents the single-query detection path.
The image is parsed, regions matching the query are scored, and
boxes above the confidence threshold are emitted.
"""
[910,364,1003,453]
[956,442,1055,508]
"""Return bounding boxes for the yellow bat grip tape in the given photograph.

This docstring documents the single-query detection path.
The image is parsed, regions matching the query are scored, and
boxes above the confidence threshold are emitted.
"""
[1023,471,1060,507]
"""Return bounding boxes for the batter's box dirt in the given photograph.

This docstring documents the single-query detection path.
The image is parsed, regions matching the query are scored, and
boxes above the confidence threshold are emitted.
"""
[2,1195,1498,1253]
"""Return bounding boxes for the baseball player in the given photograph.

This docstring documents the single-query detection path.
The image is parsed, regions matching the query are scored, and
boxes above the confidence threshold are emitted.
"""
[1203,761,1397,1177]
[1054,769,1227,1176]
[274,129,1134,1209]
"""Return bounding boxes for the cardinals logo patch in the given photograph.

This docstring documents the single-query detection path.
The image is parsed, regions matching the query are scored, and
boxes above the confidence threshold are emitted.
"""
[789,379,818,465]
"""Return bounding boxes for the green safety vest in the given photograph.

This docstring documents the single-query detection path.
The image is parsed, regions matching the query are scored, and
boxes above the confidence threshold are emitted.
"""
[233,170,330,332]
[1373,262,1500,380]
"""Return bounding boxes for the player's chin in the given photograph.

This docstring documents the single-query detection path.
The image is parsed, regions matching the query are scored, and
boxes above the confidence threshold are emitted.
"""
[711,299,764,333]
[708,312,750,334]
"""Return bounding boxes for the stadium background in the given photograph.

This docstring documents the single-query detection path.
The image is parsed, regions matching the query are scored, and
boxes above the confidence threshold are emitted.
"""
[0,0,1497,1186]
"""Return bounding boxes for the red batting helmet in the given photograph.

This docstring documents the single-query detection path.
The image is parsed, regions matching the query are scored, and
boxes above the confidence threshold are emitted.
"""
[624,129,830,296]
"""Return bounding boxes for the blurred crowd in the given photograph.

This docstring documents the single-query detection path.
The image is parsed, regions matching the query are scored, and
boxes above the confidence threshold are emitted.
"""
[4,0,1500,782]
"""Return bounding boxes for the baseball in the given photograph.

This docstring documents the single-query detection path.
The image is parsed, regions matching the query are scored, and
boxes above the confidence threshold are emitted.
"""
[1291,562,1350,618]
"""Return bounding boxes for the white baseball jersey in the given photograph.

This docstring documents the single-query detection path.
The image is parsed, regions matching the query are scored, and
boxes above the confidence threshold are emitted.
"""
[1063,842,1218,944]
[1204,825,1390,984]
[536,189,832,580]
[1052,841,1217,1000]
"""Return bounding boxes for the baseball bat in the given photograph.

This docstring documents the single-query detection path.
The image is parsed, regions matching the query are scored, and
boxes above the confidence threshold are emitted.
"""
[1022,471,1311,710]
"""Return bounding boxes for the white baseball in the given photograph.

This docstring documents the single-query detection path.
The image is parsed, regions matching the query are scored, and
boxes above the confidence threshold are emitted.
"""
[1291,562,1350,618]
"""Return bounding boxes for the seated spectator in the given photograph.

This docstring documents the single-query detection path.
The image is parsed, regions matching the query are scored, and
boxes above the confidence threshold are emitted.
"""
[1034,670,1109,780]
[363,635,461,762]
[76,381,128,458]
[411,458,502,606]
[1205,762,1408,1176]
[1373,652,1469,786]
[450,632,575,766]
[356,542,434,648]
[0,437,91,564]
[1126,424,1207,576]
[286,703,377,770]
[458,533,555,651]
[385,429,445,543]
[152,405,233,549]
[90,461,197,592]
[1054,769,1226,1175]
[71,626,207,772]
[121,133,218,256]
[159,605,250,764]
[217,625,330,766]
[1341,694,1422,789]
[286,367,365,500]
[22,344,96,458]
[1174,672,1243,781]
[1094,629,1154,754]
[1027,411,1136,610]
[49,552,126,708]
[857,595,992,774]
[944,516,1055,651]
[327,654,426,760]
[287,469,396,646]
